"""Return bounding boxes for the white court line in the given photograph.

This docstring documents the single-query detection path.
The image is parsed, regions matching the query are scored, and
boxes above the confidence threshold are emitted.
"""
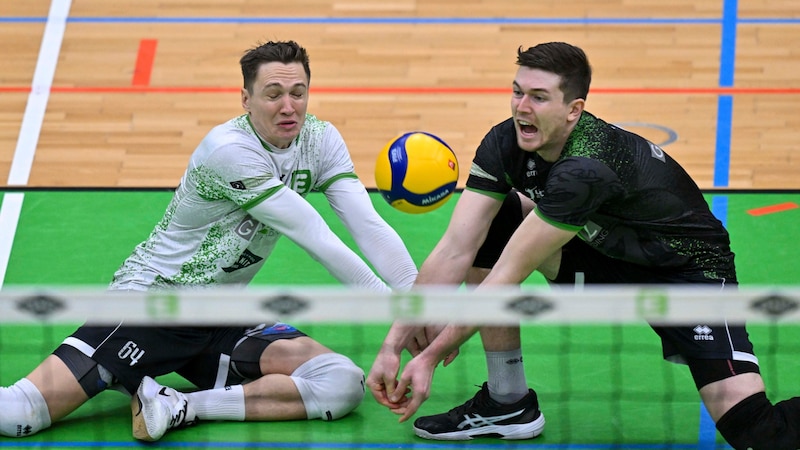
[0,193,25,288]
[0,0,71,288]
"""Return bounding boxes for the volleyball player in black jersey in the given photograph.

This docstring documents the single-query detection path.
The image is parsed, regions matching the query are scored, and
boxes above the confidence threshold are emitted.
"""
[367,41,800,449]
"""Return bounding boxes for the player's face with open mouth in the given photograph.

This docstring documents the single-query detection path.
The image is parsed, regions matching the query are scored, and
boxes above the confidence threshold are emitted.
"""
[510,67,579,161]
[242,62,309,149]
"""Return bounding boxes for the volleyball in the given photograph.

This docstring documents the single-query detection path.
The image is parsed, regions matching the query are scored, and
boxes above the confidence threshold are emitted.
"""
[374,131,459,214]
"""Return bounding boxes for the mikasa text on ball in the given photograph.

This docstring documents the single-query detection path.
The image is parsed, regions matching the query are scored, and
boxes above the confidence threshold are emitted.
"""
[374,131,459,214]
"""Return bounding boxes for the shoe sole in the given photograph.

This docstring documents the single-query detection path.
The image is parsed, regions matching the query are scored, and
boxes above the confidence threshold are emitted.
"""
[414,413,545,441]
[131,378,166,442]
[131,391,157,441]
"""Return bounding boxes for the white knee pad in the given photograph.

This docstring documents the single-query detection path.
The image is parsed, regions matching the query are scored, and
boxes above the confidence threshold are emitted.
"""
[290,353,365,421]
[0,379,52,437]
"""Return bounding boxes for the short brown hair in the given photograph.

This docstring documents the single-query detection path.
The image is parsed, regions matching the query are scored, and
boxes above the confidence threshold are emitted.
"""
[240,40,311,93]
[516,42,592,102]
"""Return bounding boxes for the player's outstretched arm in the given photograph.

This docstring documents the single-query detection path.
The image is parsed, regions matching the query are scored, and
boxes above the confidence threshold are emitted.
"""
[324,178,418,291]
[246,187,389,291]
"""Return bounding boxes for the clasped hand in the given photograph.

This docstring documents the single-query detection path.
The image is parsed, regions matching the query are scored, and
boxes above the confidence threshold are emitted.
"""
[366,324,459,422]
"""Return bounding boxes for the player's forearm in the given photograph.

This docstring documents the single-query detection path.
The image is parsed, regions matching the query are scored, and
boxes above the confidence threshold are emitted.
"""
[291,216,389,290]
[381,322,423,354]
[248,189,389,291]
[355,222,417,291]
[415,240,476,286]
[325,178,418,291]
[417,324,477,365]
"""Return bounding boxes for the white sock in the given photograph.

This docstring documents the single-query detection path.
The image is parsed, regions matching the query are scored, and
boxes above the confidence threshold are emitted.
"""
[485,349,528,404]
[0,378,52,437]
[185,385,245,421]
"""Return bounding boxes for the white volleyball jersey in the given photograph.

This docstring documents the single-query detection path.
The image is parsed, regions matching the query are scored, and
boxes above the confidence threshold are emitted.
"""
[110,113,385,290]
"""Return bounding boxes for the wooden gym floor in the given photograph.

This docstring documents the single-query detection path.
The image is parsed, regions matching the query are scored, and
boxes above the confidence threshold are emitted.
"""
[1,0,799,190]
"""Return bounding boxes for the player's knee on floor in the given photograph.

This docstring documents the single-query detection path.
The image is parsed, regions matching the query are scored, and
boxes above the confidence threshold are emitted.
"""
[716,392,800,450]
[0,379,52,437]
[290,353,365,421]
[230,322,308,380]
[53,344,115,397]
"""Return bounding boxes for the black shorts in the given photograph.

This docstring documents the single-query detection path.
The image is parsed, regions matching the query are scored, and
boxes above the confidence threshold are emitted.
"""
[553,238,753,363]
[58,322,306,394]
[472,191,754,364]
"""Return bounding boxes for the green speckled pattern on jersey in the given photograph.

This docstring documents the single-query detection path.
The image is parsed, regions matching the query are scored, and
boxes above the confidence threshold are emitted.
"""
[466,113,736,281]
[562,113,612,159]
[109,113,355,290]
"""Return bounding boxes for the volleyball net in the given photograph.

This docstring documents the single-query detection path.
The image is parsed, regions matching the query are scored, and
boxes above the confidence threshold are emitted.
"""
[2,285,800,449]
[3,285,800,324]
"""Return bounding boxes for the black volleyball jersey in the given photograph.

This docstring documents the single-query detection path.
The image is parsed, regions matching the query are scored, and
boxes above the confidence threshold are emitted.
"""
[466,111,735,280]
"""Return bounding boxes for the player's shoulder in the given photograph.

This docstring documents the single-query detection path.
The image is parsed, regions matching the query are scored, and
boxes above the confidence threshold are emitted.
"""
[562,111,620,158]
[203,114,259,145]
[192,115,265,164]
[299,113,344,145]
[300,114,350,158]
[300,113,334,135]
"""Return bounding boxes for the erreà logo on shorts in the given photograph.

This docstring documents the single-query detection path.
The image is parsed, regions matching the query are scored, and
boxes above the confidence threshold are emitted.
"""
[693,325,714,341]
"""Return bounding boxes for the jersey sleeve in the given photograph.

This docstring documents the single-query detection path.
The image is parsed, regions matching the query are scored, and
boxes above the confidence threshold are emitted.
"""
[535,157,625,230]
[465,126,513,199]
[245,186,391,291]
[315,124,359,191]
[191,141,285,208]
[324,177,418,291]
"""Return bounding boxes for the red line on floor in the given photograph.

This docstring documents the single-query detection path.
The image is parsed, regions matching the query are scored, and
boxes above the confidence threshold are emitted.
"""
[132,39,158,86]
[1,86,800,95]
[747,202,799,216]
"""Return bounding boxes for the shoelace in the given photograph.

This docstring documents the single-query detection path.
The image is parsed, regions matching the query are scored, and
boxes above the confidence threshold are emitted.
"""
[446,389,489,420]
[168,399,188,429]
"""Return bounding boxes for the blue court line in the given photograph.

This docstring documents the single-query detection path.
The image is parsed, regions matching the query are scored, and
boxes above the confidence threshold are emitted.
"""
[1,16,800,24]
[713,96,733,188]
[739,18,800,24]
[700,0,739,446]
[713,0,737,190]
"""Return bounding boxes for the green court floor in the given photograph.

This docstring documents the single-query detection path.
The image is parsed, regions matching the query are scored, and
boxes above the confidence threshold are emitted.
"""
[1,190,799,449]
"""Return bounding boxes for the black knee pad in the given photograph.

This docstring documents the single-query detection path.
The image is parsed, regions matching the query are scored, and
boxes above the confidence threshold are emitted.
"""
[52,344,110,398]
[716,392,800,450]
[230,323,306,380]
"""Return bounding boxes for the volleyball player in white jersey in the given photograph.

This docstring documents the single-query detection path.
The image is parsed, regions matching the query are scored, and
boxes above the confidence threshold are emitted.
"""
[0,40,417,442]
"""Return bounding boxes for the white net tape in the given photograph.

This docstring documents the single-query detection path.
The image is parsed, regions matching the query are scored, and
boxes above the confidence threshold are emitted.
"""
[1,285,798,325]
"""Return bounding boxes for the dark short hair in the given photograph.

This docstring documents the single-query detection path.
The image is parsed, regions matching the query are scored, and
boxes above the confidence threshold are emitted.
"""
[240,40,311,93]
[516,42,592,102]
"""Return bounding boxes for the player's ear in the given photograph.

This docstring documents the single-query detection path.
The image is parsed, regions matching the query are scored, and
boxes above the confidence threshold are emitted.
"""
[567,98,585,121]
[241,87,251,112]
